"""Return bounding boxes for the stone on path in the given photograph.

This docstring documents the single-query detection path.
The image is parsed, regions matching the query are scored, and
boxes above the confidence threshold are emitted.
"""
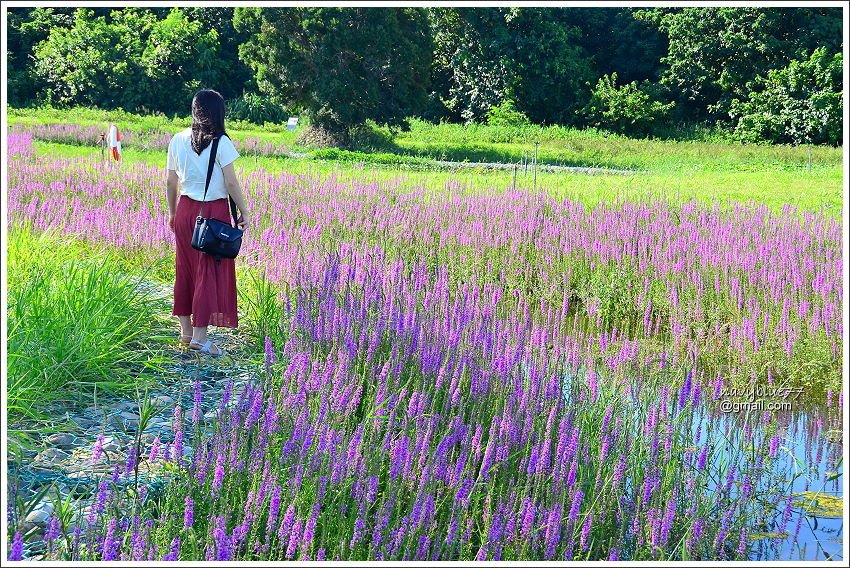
[46,433,79,450]
[22,501,54,534]
[34,448,69,465]
[8,326,261,558]
[150,395,175,407]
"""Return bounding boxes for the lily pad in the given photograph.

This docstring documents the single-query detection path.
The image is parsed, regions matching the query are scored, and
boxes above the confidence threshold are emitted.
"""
[824,429,842,444]
[748,532,789,541]
[792,491,843,518]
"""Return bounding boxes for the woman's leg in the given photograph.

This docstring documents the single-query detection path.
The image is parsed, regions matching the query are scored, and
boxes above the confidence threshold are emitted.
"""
[178,315,192,338]
[183,198,234,356]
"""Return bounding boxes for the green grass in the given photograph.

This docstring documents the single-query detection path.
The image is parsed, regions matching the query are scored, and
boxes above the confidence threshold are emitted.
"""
[6,224,172,420]
[26,138,844,214]
[7,105,298,135]
[10,106,842,174]
[8,105,844,213]
[388,119,842,173]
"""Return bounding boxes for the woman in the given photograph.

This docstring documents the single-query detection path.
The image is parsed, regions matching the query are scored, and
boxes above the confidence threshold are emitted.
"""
[166,89,250,357]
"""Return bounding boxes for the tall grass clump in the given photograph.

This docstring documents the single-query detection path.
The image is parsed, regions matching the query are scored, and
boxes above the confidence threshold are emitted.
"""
[7,225,164,419]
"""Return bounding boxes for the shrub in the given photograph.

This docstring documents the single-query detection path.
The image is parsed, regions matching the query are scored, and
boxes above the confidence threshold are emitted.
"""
[348,122,397,152]
[579,73,675,137]
[485,99,531,127]
[225,92,289,125]
[728,47,842,146]
[296,124,350,148]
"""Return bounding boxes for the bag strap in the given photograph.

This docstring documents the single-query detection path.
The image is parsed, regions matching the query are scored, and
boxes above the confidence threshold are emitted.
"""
[200,135,239,227]
[228,195,238,226]
[199,136,221,218]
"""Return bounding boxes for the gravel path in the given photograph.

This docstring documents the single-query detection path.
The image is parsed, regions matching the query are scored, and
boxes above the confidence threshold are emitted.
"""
[427,159,641,175]
[8,300,262,559]
[285,151,642,175]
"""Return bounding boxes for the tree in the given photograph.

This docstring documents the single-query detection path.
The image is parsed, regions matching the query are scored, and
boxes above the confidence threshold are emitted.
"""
[6,7,75,106]
[636,7,843,121]
[32,8,152,109]
[429,8,595,125]
[31,8,221,114]
[565,8,668,85]
[729,48,842,146]
[234,7,432,144]
[140,9,220,113]
[184,7,254,102]
[503,8,596,125]
[429,8,512,123]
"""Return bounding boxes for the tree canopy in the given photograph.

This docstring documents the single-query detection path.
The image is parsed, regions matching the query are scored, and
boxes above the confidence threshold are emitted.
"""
[729,47,842,145]
[234,7,431,142]
[5,6,844,144]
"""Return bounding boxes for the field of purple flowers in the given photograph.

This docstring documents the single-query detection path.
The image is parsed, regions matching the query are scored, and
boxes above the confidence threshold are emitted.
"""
[6,131,844,561]
[8,123,289,157]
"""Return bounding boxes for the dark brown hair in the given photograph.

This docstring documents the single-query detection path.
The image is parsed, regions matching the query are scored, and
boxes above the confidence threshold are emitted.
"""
[190,89,226,154]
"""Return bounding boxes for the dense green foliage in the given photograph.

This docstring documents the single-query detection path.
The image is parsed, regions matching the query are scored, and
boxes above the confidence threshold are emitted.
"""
[430,8,596,124]
[234,7,432,141]
[485,99,532,128]
[11,7,252,115]
[225,92,289,125]
[6,5,843,143]
[31,8,219,113]
[636,7,843,122]
[729,48,843,145]
[6,7,67,107]
[580,73,675,136]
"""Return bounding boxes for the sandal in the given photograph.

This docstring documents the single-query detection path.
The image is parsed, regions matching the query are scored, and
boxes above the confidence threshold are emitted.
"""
[189,339,225,358]
[179,334,192,345]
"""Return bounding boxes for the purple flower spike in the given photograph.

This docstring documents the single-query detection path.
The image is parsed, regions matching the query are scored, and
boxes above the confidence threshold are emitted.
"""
[213,516,232,561]
[265,336,277,374]
[184,496,194,529]
[45,515,61,542]
[697,445,709,471]
[192,380,203,424]
[569,490,584,523]
[737,528,748,558]
[91,433,105,462]
[9,531,24,561]
[162,536,181,561]
[148,436,161,462]
[102,519,118,560]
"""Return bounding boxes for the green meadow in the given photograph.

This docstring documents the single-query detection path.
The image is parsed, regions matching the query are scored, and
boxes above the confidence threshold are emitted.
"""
[9,106,843,213]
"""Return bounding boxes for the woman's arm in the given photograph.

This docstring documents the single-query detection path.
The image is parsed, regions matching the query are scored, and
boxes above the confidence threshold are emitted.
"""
[166,169,179,231]
[222,163,251,230]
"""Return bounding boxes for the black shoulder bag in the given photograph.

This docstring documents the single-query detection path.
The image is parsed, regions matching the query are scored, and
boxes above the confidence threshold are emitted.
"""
[191,136,243,260]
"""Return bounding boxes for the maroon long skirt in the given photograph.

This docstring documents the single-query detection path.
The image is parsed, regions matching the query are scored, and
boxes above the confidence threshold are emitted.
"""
[172,195,238,328]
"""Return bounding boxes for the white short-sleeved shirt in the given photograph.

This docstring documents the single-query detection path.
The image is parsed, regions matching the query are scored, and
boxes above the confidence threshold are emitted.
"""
[167,128,239,201]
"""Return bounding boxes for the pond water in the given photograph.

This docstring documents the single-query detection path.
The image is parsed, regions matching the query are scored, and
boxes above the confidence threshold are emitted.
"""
[696,399,843,561]
[560,365,843,561]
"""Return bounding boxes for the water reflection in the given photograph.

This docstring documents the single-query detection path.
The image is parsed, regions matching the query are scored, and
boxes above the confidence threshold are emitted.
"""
[694,399,843,561]
[561,366,843,561]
